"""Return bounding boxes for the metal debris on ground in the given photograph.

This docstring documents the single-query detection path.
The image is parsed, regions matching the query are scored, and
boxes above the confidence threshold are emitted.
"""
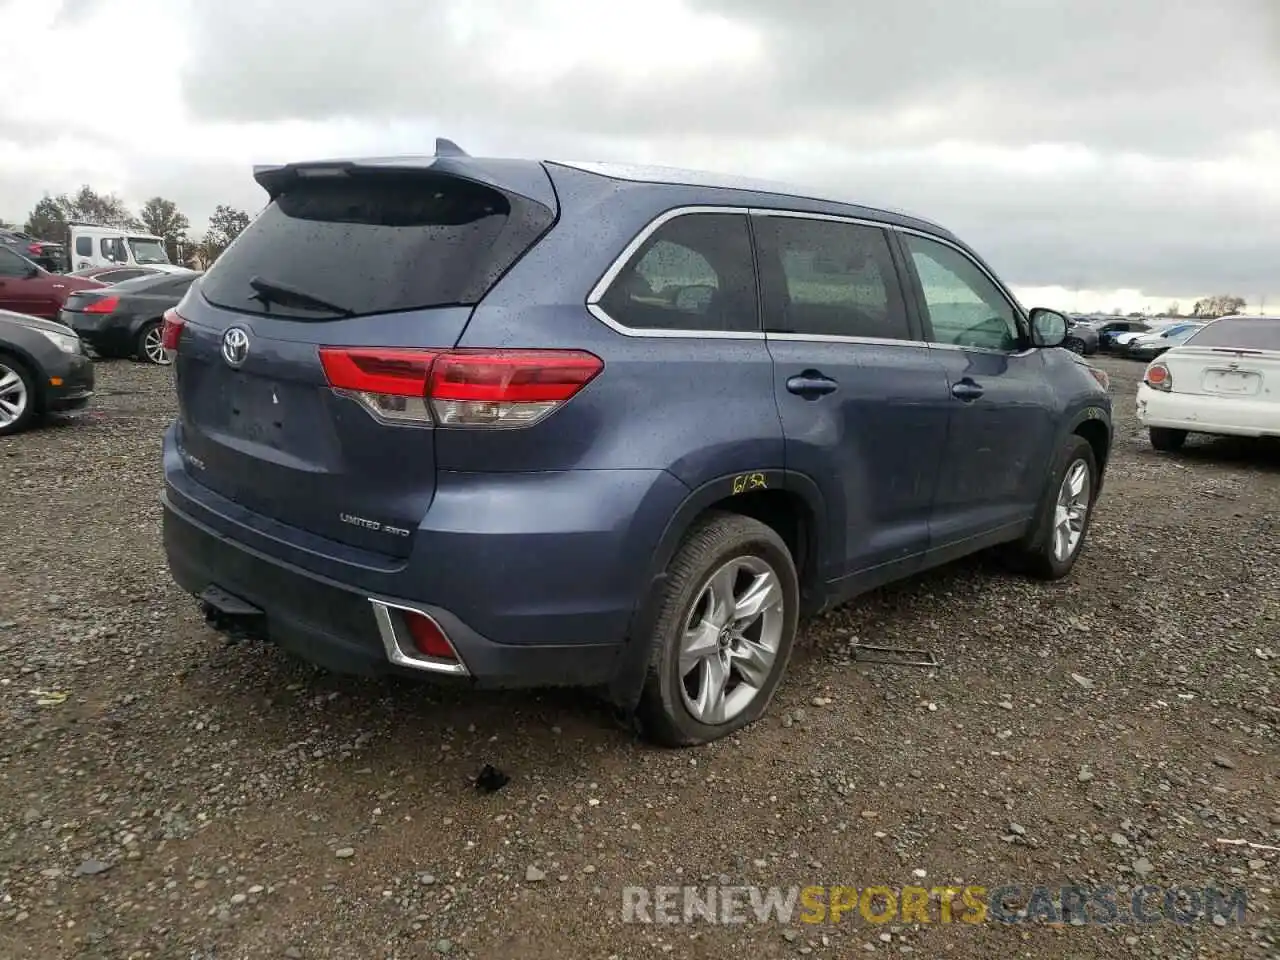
[475,764,510,793]
[1217,838,1280,853]
[851,643,940,668]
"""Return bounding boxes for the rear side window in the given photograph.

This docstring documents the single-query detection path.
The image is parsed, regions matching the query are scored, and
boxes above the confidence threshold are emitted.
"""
[200,173,554,320]
[0,249,29,277]
[754,216,910,340]
[1185,318,1280,350]
[75,237,92,256]
[102,269,144,283]
[596,213,759,333]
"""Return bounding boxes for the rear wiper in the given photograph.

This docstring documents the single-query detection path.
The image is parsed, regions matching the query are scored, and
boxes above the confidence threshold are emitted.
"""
[247,275,355,317]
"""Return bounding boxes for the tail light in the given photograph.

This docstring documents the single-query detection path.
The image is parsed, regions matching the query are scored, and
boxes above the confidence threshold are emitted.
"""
[27,243,43,255]
[83,295,119,314]
[161,309,186,352]
[1144,362,1172,392]
[318,347,603,427]
[1085,365,1109,391]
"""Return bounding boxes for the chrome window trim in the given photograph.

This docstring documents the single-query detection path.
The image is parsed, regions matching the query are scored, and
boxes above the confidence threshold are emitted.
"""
[766,332,929,349]
[585,205,764,340]
[892,224,1031,352]
[582,204,1030,352]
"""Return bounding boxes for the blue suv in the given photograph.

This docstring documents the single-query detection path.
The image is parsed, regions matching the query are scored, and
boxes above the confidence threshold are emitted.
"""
[160,142,1112,746]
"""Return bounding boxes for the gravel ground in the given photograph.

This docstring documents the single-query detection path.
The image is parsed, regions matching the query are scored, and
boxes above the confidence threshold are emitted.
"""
[1,355,1276,960]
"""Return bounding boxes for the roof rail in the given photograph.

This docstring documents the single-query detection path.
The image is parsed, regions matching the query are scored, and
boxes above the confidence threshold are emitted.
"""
[434,138,468,158]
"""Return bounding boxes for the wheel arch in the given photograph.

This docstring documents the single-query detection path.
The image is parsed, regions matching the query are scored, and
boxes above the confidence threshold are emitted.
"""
[607,469,827,712]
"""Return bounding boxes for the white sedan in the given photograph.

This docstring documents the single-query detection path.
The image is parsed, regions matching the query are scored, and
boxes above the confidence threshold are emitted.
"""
[1136,315,1280,450]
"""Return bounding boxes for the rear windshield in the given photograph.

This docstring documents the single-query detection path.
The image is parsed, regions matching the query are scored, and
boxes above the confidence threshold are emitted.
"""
[1184,318,1280,350]
[200,173,554,320]
[112,270,199,293]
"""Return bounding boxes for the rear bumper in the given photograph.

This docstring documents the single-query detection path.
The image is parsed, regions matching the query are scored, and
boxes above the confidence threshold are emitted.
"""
[1136,384,1280,438]
[162,492,627,687]
[61,310,135,355]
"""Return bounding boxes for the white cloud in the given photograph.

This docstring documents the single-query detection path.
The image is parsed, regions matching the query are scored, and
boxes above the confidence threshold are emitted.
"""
[0,0,1276,311]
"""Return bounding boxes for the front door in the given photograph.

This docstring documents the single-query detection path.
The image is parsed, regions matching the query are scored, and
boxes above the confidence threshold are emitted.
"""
[896,231,1058,554]
[756,212,953,592]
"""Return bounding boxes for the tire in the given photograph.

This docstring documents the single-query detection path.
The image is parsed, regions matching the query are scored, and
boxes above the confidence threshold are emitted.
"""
[0,354,38,437]
[636,512,799,747]
[1003,435,1098,580]
[1064,337,1085,355]
[1149,427,1187,452]
[135,320,170,365]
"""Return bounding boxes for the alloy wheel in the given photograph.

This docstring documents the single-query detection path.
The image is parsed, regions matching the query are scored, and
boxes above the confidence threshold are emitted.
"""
[0,362,29,429]
[143,325,170,365]
[1052,459,1091,562]
[678,556,785,725]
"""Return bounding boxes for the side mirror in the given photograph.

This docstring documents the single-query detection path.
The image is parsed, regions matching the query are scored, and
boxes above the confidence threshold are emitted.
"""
[26,264,40,278]
[1028,307,1068,348]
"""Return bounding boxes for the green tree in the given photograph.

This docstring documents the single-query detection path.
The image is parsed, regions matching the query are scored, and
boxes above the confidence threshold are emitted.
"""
[199,204,252,265]
[59,185,143,230]
[139,197,191,262]
[24,195,67,240]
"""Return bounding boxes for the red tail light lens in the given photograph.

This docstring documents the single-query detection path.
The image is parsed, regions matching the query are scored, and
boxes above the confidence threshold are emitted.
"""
[27,243,42,255]
[83,295,120,314]
[402,611,458,661]
[161,309,186,351]
[318,347,603,427]
[1144,362,1172,392]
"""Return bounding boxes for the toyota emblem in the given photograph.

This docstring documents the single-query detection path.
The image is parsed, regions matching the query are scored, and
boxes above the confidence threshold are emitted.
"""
[221,327,250,368]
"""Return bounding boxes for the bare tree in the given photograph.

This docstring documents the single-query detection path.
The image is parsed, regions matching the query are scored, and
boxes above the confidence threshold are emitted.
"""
[1192,295,1247,319]
[1165,301,1180,316]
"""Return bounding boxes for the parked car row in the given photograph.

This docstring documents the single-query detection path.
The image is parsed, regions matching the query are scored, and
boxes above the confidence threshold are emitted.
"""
[0,245,199,363]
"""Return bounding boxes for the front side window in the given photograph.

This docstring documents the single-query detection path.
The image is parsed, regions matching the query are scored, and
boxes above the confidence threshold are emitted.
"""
[904,233,1021,351]
[99,237,126,262]
[755,216,910,340]
[596,213,758,332]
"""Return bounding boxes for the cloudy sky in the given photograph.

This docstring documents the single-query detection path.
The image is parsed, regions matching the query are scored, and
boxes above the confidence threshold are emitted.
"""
[2,0,1277,313]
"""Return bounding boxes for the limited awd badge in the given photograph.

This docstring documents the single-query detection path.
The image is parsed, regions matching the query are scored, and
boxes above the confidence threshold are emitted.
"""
[221,327,250,368]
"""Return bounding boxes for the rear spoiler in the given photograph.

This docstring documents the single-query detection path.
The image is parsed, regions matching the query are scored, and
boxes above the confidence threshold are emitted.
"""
[252,139,558,212]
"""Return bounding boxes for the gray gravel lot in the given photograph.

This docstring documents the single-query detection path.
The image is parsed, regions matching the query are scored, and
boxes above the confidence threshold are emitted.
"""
[0,355,1276,960]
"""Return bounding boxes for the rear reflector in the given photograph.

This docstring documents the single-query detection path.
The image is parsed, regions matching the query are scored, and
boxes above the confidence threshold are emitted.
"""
[403,611,458,661]
[318,347,603,427]
[161,309,186,351]
[83,296,119,314]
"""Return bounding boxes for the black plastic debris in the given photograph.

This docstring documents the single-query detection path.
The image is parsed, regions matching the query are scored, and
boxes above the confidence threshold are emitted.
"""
[475,764,510,793]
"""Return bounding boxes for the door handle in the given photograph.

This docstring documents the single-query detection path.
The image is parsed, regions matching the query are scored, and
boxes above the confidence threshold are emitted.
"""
[786,372,838,398]
[951,378,984,401]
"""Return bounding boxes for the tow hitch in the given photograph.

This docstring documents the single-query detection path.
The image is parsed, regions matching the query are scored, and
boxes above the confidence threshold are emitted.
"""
[199,585,266,643]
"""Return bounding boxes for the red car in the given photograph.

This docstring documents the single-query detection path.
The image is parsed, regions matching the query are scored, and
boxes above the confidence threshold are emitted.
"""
[0,247,104,320]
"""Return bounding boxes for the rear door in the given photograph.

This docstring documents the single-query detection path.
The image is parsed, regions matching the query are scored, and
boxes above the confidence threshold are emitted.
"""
[0,249,40,314]
[896,230,1058,549]
[172,161,558,559]
[755,211,951,587]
